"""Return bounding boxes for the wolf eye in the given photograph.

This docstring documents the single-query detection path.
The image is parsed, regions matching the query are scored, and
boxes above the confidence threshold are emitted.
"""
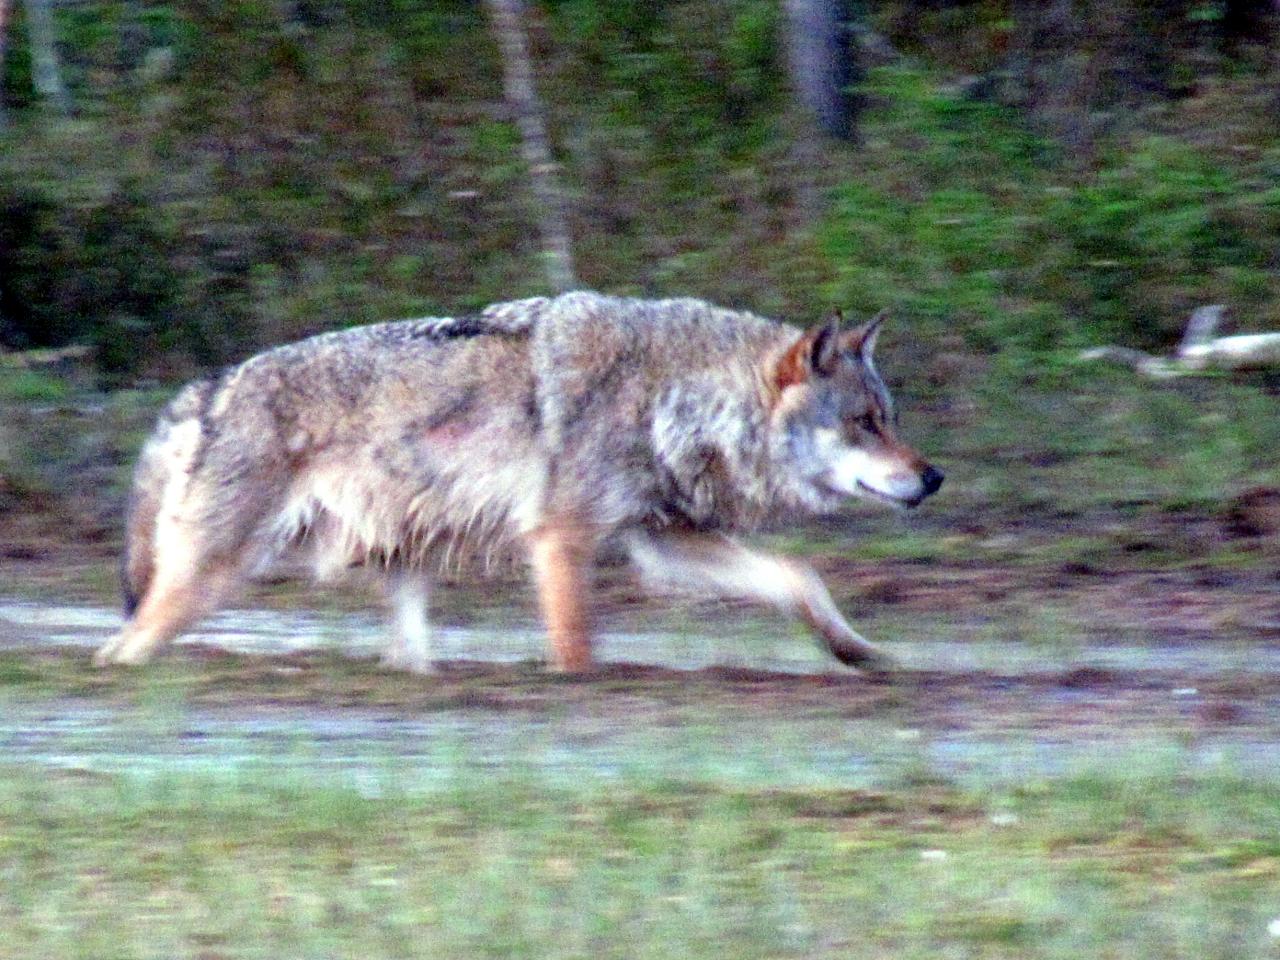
[845,411,878,435]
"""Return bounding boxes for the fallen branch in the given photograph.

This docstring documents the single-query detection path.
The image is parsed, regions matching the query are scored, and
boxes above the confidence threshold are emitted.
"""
[1178,332,1280,371]
[1080,305,1280,376]
[1177,304,1225,354]
[1077,345,1178,378]
[0,344,92,368]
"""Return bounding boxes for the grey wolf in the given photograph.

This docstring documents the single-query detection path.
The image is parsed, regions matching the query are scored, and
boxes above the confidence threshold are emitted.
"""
[93,292,943,673]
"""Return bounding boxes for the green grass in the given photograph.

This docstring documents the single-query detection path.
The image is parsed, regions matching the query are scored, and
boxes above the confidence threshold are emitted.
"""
[0,368,74,403]
[1,761,1278,959]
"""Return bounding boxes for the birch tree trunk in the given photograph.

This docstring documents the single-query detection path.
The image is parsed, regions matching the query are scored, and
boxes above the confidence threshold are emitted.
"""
[783,0,858,142]
[483,0,576,293]
[0,0,6,329]
[0,0,9,127]
[781,0,858,224]
[25,0,71,115]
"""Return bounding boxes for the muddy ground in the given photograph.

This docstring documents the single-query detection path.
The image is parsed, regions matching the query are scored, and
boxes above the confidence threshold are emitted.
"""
[2,549,1279,788]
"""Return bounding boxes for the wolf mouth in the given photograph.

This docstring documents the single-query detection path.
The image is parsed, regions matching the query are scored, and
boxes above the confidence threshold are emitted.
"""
[855,480,923,509]
[812,476,920,508]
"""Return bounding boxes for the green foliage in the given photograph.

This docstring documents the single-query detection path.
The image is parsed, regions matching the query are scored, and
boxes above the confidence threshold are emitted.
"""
[0,0,1276,421]
[0,0,1277,533]
[1044,138,1280,346]
[548,0,783,164]
[823,69,1280,352]
[4,1,1280,375]
[0,3,37,110]
[821,69,1062,348]
[0,178,186,381]
[539,0,811,309]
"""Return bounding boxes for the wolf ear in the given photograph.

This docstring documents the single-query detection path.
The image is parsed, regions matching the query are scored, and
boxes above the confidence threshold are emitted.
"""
[775,313,843,391]
[842,309,888,362]
[811,312,842,377]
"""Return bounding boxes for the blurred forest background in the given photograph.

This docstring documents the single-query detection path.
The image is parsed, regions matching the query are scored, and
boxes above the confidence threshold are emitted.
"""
[1,0,1279,570]
[7,9,1280,955]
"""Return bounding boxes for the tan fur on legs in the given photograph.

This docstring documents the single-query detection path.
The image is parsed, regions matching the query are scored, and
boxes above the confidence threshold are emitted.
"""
[627,529,893,672]
[94,561,243,667]
[527,521,598,672]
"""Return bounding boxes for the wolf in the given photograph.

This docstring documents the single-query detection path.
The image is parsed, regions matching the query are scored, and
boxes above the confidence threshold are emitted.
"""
[93,291,943,674]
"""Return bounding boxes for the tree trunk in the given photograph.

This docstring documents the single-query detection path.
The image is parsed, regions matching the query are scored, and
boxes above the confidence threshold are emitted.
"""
[783,0,859,142]
[482,0,576,293]
[24,0,71,115]
[1223,0,1277,50]
[0,0,10,128]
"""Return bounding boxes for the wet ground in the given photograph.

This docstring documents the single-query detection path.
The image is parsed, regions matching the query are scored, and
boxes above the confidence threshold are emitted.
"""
[2,592,1279,790]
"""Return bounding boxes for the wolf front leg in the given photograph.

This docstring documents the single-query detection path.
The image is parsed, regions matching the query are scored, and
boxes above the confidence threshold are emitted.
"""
[627,529,894,672]
[527,519,600,672]
[381,571,435,674]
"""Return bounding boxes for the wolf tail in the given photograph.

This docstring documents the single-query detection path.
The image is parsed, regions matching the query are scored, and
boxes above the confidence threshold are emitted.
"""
[120,440,169,618]
[121,382,210,618]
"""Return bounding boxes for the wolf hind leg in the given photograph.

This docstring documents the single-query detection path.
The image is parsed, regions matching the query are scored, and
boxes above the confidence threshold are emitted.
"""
[95,474,277,667]
[626,529,894,673]
[380,571,434,674]
[94,553,247,666]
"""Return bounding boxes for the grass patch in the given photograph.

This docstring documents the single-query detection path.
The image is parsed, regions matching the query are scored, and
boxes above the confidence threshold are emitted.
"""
[0,762,1278,959]
[0,368,72,403]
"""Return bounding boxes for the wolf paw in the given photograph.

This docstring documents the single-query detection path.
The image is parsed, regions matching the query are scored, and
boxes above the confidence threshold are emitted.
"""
[380,650,437,675]
[854,654,898,682]
[828,639,898,678]
[92,640,122,668]
[92,637,153,668]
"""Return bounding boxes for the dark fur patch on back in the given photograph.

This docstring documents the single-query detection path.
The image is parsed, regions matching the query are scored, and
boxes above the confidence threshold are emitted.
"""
[522,386,541,434]
[404,385,481,434]
[187,370,231,477]
[398,314,498,342]
[161,375,217,424]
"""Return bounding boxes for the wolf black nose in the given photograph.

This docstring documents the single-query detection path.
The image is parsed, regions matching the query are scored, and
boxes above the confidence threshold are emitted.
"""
[921,465,944,497]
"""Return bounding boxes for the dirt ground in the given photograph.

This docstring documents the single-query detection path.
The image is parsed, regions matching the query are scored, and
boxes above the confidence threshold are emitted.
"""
[4,526,1280,635]
[3,502,1280,778]
[3,545,1280,779]
[16,643,1280,733]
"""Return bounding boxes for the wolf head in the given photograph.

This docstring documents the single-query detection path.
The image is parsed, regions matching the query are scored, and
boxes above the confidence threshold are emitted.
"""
[771,311,943,512]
